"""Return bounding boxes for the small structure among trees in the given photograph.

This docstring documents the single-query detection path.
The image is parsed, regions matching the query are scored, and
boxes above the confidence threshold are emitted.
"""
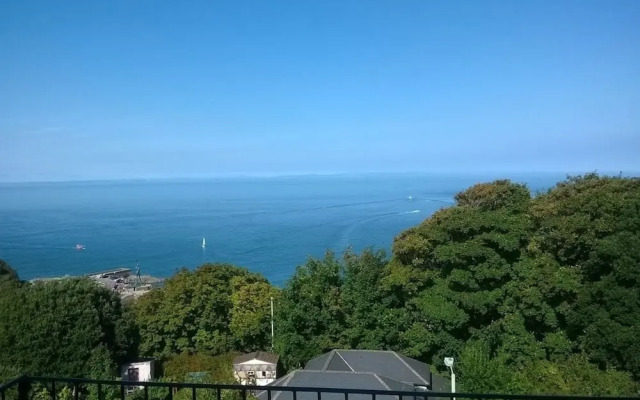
[120,358,156,391]
[233,351,279,385]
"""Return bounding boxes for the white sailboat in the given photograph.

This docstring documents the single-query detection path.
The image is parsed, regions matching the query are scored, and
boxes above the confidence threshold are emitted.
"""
[202,237,206,248]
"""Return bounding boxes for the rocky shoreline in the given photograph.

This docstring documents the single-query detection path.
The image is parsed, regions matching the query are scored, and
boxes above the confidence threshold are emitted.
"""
[31,267,164,303]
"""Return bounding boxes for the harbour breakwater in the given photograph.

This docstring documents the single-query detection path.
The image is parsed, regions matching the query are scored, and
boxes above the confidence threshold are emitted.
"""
[31,267,164,303]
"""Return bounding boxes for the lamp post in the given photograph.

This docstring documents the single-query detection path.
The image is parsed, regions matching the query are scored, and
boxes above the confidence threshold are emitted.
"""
[270,296,275,351]
[444,357,455,399]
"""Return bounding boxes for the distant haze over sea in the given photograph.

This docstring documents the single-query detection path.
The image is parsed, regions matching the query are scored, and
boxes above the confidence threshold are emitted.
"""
[0,172,612,284]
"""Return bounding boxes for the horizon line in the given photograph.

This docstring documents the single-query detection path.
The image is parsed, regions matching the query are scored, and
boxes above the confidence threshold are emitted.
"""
[1,169,636,185]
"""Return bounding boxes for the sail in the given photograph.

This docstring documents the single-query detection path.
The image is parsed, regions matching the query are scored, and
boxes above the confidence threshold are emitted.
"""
[202,237,206,248]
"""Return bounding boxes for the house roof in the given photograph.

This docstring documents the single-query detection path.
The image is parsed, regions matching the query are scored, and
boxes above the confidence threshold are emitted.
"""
[256,370,416,400]
[233,351,279,365]
[304,350,432,386]
[124,357,155,364]
[429,373,451,392]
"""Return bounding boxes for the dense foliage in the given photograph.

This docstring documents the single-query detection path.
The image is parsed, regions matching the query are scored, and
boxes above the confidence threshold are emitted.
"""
[2,174,639,395]
[274,175,640,395]
[275,249,399,369]
[132,264,278,358]
[162,352,239,383]
[0,275,136,378]
[0,259,19,286]
[532,175,640,377]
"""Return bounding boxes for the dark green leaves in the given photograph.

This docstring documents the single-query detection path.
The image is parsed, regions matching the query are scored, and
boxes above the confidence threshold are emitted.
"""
[0,277,130,377]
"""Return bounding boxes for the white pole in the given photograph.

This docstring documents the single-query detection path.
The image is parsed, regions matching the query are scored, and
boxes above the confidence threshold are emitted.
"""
[451,372,456,400]
[270,296,274,350]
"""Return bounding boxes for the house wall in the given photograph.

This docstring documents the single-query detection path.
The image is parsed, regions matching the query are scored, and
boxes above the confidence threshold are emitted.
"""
[233,361,277,385]
[121,361,154,390]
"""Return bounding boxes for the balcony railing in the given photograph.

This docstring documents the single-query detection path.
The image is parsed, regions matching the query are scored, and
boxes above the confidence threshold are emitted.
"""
[0,376,637,400]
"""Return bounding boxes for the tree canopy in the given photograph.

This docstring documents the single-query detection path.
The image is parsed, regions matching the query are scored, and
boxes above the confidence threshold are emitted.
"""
[0,276,135,378]
[133,263,278,358]
[274,175,639,394]
[0,259,19,286]
[531,174,640,377]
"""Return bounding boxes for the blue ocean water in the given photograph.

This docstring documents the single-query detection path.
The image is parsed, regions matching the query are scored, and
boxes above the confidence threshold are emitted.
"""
[0,173,564,285]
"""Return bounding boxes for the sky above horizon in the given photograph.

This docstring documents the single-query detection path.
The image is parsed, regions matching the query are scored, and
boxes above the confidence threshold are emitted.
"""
[1,0,639,182]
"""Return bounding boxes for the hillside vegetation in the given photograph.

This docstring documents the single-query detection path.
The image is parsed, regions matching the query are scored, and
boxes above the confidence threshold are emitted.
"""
[275,174,640,394]
[1,174,638,395]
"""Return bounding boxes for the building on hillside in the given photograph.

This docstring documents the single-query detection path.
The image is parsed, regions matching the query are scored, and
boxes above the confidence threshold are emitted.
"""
[256,349,449,400]
[259,370,417,400]
[305,349,449,391]
[233,351,279,385]
[121,358,156,392]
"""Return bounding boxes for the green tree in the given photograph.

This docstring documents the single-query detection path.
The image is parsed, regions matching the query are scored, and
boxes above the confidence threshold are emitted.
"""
[340,248,391,349]
[0,277,135,377]
[275,249,406,369]
[275,252,344,370]
[133,264,274,358]
[0,259,19,286]
[457,340,520,394]
[515,355,639,396]
[389,181,535,365]
[230,278,279,351]
[0,365,20,384]
[532,174,640,377]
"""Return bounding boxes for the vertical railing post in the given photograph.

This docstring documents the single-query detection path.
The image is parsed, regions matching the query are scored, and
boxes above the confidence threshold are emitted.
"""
[192,387,196,400]
[144,386,149,400]
[344,392,347,400]
[168,385,173,400]
[51,381,57,400]
[120,383,125,400]
[242,388,247,400]
[97,384,102,400]
[267,389,271,400]
[17,378,30,400]
[216,388,221,400]
[292,390,297,400]
[316,391,320,400]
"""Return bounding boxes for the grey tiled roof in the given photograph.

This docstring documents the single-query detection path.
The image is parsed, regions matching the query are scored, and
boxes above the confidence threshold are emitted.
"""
[304,350,432,386]
[256,370,415,400]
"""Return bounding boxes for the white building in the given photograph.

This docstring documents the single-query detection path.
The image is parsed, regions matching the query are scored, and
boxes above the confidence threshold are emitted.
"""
[120,358,155,391]
[233,351,278,386]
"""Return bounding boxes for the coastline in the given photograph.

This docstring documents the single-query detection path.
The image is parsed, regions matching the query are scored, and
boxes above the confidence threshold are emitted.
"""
[30,267,164,303]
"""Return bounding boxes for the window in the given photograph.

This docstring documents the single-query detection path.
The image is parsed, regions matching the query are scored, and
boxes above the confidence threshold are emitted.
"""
[262,371,266,377]
[127,367,140,394]
[128,367,140,381]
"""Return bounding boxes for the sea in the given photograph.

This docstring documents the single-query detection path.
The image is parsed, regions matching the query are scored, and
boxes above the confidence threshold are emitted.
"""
[0,173,567,285]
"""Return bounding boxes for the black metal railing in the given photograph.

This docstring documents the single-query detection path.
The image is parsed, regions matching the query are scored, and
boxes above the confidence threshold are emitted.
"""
[0,376,637,400]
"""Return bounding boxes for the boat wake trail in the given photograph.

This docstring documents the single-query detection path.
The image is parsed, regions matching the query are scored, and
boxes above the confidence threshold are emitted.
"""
[335,209,423,250]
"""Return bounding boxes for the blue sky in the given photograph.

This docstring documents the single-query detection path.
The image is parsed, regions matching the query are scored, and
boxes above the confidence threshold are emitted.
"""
[1,0,639,182]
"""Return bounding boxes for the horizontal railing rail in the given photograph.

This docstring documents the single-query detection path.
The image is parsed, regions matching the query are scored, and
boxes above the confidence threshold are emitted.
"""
[0,376,637,400]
